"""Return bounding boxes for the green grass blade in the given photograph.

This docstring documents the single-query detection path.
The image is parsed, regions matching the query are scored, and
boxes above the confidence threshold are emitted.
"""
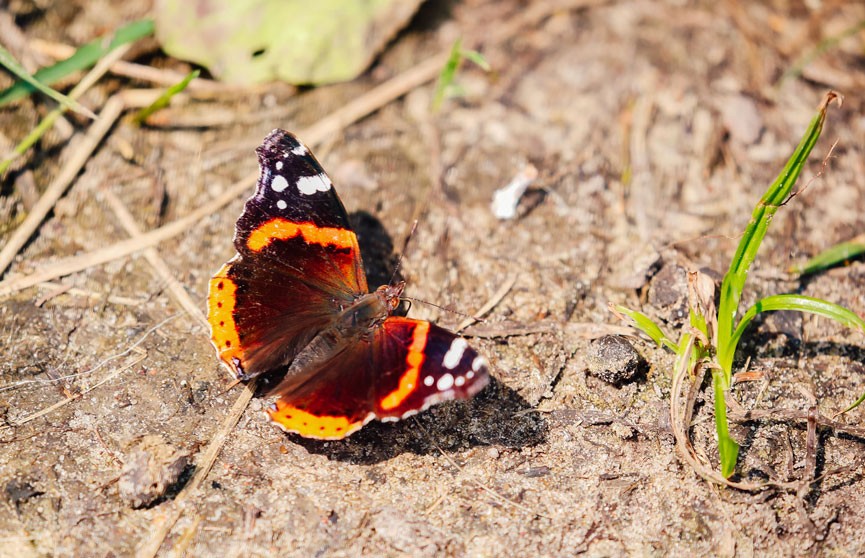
[712,369,739,477]
[730,294,865,353]
[779,19,865,85]
[431,38,463,112]
[0,19,154,106]
[733,292,865,420]
[431,39,490,112]
[612,304,677,352]
[716,93,836,377]
[0,46,96,118]
[462,49,490,72]
[132,69,199,125]
[790,238,865,275]
[839,391,865,414]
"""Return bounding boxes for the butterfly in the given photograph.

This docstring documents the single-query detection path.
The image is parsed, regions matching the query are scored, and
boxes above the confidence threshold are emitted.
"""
[206,130,490,439]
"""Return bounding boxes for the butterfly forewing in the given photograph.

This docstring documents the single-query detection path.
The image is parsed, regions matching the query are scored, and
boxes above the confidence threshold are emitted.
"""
[207,130,366,379]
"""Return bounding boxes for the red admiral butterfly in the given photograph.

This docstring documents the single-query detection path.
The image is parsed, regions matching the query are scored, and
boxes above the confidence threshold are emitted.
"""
[207,130,490,439]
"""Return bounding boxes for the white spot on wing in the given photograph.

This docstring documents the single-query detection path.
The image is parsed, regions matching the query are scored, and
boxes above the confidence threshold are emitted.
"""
[442,338,468,370]
[291,144,307,156]
[472,356,487,372]
[275,161,283,170]
[271,175,289,192]
[296,173,332,196]
[424,376,434,387]
[276,200,287,210]
[455,376,466,387]
[437,373,454,391]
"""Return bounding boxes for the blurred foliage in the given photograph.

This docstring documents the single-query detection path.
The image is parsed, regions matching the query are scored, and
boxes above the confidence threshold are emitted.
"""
[155,0,423,85]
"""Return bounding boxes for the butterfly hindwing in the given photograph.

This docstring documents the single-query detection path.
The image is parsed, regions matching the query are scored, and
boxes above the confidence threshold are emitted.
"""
[373,317,490,420]
[265,317,490,439]
[266,338,378,439]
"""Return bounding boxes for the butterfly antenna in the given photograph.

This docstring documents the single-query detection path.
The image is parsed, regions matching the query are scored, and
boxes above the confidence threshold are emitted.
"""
[389,219,418,287]
[401,296,485,323]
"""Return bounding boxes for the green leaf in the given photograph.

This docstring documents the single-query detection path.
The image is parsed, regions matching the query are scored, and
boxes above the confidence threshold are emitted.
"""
[0,19,154,106]
[716,93,836,378]
[689,309,710,344]
[132,69,199,125]
[613,305,677,352]
[731,292,865,424]
[713,369,739,478]
[155,0,422,85]
[730,294,865,353]
[0,46,95,118]
[791,238,865,275]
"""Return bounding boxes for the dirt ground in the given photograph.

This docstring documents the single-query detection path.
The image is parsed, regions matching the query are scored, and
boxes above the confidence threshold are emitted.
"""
[2,1,865,556]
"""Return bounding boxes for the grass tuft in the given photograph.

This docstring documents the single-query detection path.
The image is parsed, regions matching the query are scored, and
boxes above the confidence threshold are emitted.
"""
[616,91,863,480]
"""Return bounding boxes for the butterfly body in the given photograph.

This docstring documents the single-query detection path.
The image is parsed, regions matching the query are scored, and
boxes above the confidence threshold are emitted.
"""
[207,130,489,439]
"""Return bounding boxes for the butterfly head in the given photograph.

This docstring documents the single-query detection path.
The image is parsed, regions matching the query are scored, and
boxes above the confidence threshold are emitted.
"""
[375,281,406,313]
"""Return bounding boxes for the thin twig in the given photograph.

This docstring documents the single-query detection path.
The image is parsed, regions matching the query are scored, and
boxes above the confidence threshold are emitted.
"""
[0,174,255,298]
[795,405,819,540]
[456,275,517,332]
[728,406,865,438]
[34,281,144,307]
[461,321,557,338]
[299,52,450,146]
[30,38,241,95]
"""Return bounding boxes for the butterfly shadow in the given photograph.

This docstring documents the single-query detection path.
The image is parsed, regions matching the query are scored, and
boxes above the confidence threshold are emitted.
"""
[350,210,400,291]
[290,377,548,464]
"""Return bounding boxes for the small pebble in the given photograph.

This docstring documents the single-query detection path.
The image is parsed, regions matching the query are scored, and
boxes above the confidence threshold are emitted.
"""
[585,335,645,384]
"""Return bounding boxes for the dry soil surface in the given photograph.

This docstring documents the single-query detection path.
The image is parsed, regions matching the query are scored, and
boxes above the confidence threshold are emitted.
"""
[1,1,865,557]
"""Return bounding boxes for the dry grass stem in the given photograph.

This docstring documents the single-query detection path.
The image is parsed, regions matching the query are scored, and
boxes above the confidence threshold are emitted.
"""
[102,188,207,327]
[0,94,126,275]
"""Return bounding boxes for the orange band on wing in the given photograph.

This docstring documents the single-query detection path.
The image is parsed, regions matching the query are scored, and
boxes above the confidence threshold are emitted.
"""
[247,219,356,252]
[207,265,243,372]
[267,400,369,440]
[380,321,430,411]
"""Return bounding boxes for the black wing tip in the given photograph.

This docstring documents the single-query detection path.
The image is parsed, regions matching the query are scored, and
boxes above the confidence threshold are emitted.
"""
[256,129,305,161]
